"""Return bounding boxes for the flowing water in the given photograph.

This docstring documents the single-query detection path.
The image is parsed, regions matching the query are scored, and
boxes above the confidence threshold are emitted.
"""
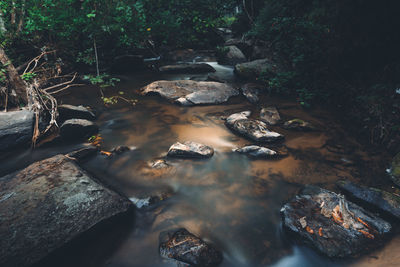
[3,62,400,267]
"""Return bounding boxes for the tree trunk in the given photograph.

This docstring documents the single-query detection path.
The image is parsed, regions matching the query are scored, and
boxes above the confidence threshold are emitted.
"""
[0,47,28,105]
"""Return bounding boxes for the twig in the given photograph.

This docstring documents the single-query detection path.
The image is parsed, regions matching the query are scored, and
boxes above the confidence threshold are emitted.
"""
[42,73,77,91]
[47,84,84,95]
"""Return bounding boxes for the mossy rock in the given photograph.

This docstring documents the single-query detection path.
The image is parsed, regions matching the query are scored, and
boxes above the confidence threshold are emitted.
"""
[390,152,400,186]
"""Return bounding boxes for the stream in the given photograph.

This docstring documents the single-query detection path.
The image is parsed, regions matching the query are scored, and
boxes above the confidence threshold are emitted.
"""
[3,62,400,267]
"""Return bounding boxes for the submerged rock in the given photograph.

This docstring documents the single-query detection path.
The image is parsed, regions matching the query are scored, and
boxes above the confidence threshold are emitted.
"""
[0,154,133,267]
[149,159,170,169]
[235,145,278,158]
[159,63,216,74]
[111,145,130,154]
[168,141,214,158]
[60,119,99,139]
[225,111,284,143]
[159,228,223,267]
[234,58,279,80]
[66,146,98,161]
[58,104,96,122]
[337,180,400,220]
[389,152,400,187]
[0,109,34,152]
[218,45,246,65]
[240,83,264,104]
[141,80,239,106]
[281,186,391,258]
[283,119,315,131]
[260,107,281,125]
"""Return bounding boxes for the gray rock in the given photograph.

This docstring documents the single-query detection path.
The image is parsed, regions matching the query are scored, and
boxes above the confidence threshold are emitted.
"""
[159,228,223,267]
[111,146,130,154]
[218,45,246,65]
[225,111,284,143]
[337,180,400,220]
[168,141,214,158]
[66,146,98,161]
[159,63,216,74]
[60,119,99,140]
[260,107,281,125]
[283,119,315,131]
[389,152,400,186]
[58,104,96,122]
[281,186,391,258]
[234,58,279,80]
[240,83,264,104]
[141,80,239,106]
[235,145,278,158]
[149,159,170,169]
[0,154,133,267]
[0,109,34,152]
[207,74,227,83]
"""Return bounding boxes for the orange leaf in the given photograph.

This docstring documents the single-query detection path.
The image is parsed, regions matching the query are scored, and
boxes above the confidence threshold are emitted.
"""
[318,228,323,237]
[100,151,112,156]
[306,226,314,234]
[358,229,374,239]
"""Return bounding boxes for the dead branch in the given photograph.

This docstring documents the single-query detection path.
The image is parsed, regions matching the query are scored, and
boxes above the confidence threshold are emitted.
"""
[23,50,56,75]
[47,84,84,95]
[42,72,77,92]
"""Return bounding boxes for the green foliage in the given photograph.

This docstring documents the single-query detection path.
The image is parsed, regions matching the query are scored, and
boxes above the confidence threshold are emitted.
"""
[83,74,120,88]
[21,72,36,82]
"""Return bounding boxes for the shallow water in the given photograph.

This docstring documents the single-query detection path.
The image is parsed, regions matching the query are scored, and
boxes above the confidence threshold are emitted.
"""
[4,62,400,266]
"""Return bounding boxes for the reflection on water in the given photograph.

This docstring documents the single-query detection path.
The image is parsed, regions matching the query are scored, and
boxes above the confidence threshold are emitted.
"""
[4,63,397,267]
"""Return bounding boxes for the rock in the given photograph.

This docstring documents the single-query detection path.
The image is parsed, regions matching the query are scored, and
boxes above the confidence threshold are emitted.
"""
[60,119,99,140]
[389,152,400,186]
[159,63,216,74]
[0,154,133,267]
[207,74,227,83]
[235,145,278,158]
[111,146,130,154]
[159,228,223,267]
[0,109,34,152]
[281,185,391,258]
[225,111,284,143]
[217,45,246,65]
[234,58,279,80]
[66,146,98,161]
[283,119,315,131]
[168,141,214,159]
[141,80,239,106]
[149,159,170,169]
[337,180,400,220]
[58,104,96,122]
[240,83,264,104]
[260,107,281,125]
[164,49,216,63]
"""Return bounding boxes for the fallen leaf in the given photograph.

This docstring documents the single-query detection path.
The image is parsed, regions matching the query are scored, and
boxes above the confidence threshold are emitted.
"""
[358,229,374,239]
[100,151,112,156]
[318,228,323,237]
[306,226,314,234]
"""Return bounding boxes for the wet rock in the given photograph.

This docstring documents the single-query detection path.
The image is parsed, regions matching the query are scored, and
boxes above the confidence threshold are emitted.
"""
[260,107,281,125]
[66,146,98,161]
[283,119,315,131]
[234,58,279,80]
[150,159,170,169]
[159,228,223,267]
[225,111,284,143]
[207,74,227,83]
[164,49,216,63]
[58,104,96,122]
[141,80,239,106]
[130,191,172,209]
[337,180,400,220]
[168,141,214,159]
[0,109,34,152]
[235,145,278,158]
[60,119,98,140]
[111,146,130,155]
[281,185,391,258]
[217,45,246,65]
[159,63,216,74]
[389,152,400,187]
[0,154,133,267]
[240,83,264,104]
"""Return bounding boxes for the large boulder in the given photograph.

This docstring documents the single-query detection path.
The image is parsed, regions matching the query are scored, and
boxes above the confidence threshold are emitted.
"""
[58,104,95,122]
[225,111,284,143]
[337,180,400,220]
[0,109,34,152]
[260,107,281,125]
[281,186,391,258]
[159,63,216,74]
[240,83,264,104]
[389,152,400,186]
[234,58,279,80]
[217,45,246,65]
[60,119,98,140]
[235,145,278,159]
[159,228,223,267]
[0,154,133,267]
[141,80,239,106]
[167,141,214,159]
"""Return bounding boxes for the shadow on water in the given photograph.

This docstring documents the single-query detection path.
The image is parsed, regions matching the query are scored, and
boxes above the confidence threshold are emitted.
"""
[5,62,399,266]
